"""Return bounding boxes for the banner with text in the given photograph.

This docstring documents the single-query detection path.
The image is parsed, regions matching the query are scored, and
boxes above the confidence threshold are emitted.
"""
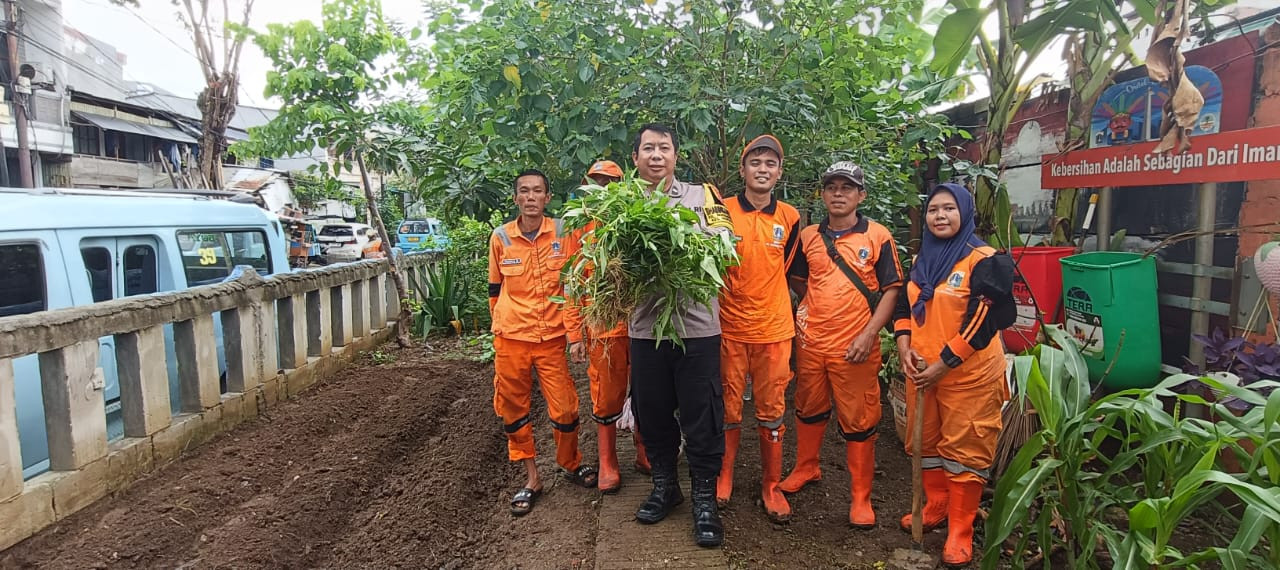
[1042,125,1280,189]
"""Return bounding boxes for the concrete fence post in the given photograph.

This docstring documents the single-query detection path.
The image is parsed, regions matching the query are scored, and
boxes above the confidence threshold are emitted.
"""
[37,341,108,471]
[114,326,172,437]
[276,295,307,369]
[221,307,263,393]
[386,273,401,326]
[1,358,22,500]
[351,280,369,339]
[175,314,221,413]
[332,284,352,348]
[255,300,278,380]
[306,289,333,358]
[369,275,386,331]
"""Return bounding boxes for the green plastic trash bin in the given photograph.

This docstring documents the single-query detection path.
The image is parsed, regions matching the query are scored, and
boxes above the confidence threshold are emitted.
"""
[1060,252,1162,389]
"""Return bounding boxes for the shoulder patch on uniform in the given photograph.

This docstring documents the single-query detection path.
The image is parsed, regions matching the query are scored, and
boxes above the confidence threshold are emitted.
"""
[703,183,725,203]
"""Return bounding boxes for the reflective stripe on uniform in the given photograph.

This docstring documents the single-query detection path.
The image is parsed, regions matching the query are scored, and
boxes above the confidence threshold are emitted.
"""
[493,227,512,247]
[550,417,580,432]
[841,425,878,442]
[591,411,623,425]
[759,417,785,430]
[796,409,832,424]
[504,414,531,433]
[941,457,990,481]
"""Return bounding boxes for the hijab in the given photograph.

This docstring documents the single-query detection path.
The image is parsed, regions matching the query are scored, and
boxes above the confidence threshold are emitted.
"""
[909,183,988,324]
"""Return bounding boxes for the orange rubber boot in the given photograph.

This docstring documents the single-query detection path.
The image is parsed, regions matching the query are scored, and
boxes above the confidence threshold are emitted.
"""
[759,426,792,523]
[846,439,876,529]
[942,479,984,567]
[597,423,621,494]
[633,431,652,475]
[899,469,950,531]
[716,427,741,507]
[779,419,826,493]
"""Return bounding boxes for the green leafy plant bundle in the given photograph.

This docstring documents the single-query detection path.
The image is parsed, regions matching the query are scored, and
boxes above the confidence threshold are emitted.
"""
[558,174,738,346]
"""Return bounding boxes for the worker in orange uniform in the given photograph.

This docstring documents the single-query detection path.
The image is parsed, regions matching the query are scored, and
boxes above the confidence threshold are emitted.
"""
[715,135,801,523]
[566,160,651,494]
[781,162,902,529]
[893,182,1014,566]
[490,168,598,517]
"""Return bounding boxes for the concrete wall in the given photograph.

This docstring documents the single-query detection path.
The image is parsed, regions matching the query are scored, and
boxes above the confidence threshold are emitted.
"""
[0,254,431,550]
[1239,23,1280,343]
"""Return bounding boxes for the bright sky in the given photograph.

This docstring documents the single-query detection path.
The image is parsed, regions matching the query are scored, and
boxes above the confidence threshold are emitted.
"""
[62,0,425,108]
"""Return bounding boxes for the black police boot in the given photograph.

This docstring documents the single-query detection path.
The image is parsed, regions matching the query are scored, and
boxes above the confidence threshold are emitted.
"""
[691,475,724,547]
[635,462,683,524]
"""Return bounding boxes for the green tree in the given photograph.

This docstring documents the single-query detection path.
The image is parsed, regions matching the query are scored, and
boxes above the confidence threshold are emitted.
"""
[233,0,428,347]
[417,0,962,229]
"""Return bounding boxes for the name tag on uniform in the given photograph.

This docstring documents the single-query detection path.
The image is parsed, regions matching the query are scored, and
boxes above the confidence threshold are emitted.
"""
[502,258,522,265]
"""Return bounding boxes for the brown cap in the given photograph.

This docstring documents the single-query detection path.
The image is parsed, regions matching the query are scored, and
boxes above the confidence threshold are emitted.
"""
[821,161,865,188]
[740,134,784,164]
[585,160,623,182]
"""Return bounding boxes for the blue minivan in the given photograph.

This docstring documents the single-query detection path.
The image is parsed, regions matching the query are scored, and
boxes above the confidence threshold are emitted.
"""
[396,218,447,252]
[0,188,290,479]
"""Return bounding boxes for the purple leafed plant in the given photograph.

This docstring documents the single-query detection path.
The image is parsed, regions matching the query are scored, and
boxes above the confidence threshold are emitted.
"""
[1185,328,1279,411]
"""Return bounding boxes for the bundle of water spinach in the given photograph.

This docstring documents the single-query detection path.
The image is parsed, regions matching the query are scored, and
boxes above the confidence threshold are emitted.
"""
[557,174,738,347]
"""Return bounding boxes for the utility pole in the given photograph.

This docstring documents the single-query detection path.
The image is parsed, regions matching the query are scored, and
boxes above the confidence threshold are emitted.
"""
[5,0,34,188]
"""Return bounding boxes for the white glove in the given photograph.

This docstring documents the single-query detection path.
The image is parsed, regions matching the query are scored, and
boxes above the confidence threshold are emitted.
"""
[617,396,636,432]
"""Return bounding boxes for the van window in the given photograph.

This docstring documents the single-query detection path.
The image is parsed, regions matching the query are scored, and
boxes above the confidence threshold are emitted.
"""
[123,245,158,296]
[81,247,114,303]
[320,225,353,237]
[177,230,271,286]
[0,244,46,317]
[399,221,431,234]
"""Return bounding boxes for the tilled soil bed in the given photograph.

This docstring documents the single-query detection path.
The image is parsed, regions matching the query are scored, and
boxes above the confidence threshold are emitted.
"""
[3,339,962,569]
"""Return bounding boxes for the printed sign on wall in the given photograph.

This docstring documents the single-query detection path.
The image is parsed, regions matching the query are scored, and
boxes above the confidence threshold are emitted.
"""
[1043,124,1280,189]
[1090,65,1223,148]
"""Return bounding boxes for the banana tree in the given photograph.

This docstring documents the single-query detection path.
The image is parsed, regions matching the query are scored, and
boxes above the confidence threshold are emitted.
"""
[929,0,1230,246]
[1050,0,1234,244]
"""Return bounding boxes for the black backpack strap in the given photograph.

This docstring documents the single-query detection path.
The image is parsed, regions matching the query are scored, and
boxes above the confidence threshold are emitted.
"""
[819,231,879,309]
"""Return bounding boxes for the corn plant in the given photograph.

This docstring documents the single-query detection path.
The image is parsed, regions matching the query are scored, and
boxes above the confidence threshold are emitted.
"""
[558,174,738,347]
[410,258,467,336]
[984,325,1280,569]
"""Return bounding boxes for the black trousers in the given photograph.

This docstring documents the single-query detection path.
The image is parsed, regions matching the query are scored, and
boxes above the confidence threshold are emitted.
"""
[630,336,724,479]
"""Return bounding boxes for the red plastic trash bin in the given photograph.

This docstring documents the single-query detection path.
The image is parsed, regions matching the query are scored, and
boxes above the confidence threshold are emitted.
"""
[1002,246,1076,353]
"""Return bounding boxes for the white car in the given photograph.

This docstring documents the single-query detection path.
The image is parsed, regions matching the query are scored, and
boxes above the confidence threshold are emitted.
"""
[318,223,384,263]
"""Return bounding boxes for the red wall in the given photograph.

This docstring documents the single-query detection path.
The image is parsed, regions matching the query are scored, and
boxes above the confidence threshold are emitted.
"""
[1240,24,1280,343]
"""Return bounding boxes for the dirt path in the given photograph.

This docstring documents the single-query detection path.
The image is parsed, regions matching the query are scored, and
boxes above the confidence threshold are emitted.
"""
[2,340,963,569]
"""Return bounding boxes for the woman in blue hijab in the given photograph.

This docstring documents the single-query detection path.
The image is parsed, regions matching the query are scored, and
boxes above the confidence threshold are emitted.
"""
[891,183,1015,566]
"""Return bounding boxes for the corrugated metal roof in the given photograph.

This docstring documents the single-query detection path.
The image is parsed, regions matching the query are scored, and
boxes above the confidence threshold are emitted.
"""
[73,111,198,144]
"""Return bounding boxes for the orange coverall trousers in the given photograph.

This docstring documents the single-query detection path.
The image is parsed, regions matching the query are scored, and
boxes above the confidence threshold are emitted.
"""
[492,335,582,470]
[793,345,882,439]
[587,336,629,424]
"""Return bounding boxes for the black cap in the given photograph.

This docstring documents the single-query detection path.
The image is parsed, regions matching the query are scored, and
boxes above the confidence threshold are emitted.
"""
[821,161,865,188]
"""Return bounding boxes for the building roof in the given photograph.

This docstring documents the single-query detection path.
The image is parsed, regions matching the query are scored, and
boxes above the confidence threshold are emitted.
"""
[124,90,279,133]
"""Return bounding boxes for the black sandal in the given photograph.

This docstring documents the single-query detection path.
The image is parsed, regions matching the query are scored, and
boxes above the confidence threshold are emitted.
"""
[564,465,599,488]
[510,487,542,517]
